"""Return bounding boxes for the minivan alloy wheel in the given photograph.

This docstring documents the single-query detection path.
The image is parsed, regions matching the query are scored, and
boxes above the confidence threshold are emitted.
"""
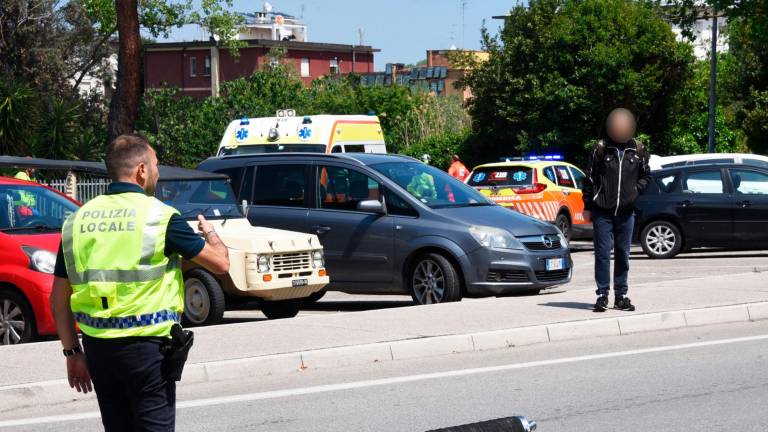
[645,225,677,255]
[413,259,446,304]
[0,298,26,345]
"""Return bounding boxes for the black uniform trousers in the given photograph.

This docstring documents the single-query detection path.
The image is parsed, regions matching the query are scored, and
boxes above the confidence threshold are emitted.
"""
[82,334,175,432]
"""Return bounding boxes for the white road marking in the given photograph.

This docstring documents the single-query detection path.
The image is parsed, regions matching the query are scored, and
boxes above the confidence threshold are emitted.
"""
[3,333,768,427]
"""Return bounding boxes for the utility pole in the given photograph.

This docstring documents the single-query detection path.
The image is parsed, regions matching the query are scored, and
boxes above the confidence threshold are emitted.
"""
[707,7,719,153]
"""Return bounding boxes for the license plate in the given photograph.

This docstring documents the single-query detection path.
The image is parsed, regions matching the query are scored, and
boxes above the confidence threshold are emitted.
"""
[546,258,565,271]
[292,279,308,287]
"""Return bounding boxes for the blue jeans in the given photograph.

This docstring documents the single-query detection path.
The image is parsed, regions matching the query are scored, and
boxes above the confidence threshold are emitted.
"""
[592,208,635,297]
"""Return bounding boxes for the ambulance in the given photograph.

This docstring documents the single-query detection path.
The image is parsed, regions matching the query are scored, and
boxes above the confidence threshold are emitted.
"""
[467,155,592,240]
[217,110,387,156]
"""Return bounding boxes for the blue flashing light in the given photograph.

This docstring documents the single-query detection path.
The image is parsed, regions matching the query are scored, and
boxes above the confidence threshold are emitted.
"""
[527,154,564,161]
[239,116,250,126]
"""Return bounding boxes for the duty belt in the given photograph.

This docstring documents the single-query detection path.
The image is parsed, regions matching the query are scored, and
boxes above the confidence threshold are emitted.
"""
[74,310,180,329]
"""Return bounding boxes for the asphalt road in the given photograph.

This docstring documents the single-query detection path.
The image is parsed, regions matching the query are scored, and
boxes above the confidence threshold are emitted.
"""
[223,245,768,323]
[6,320,768,431]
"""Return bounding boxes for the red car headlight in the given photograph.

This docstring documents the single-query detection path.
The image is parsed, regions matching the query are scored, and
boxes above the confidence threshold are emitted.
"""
[22,246,57,274]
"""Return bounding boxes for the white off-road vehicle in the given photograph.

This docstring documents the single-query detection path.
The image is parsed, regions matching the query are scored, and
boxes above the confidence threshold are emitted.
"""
[155,168,329,324]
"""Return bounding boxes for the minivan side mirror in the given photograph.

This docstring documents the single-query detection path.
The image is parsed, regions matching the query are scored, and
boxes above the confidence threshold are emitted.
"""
[357,199,385,214]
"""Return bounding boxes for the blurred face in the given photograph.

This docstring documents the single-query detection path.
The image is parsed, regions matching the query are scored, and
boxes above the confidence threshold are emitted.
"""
[137,148,160,196]
[606,110,636,144]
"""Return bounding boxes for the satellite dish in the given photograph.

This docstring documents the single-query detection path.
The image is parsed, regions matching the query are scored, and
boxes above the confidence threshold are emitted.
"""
[275,15,285,26]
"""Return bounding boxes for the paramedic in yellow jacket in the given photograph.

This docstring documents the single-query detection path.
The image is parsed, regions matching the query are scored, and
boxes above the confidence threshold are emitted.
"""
[50,134,230,432]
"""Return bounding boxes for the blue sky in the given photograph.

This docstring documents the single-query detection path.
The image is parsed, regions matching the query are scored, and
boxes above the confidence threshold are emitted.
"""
[167,0,515,69]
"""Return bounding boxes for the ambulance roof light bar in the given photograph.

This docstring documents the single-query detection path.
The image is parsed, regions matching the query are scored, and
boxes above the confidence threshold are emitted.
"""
[499,154,564,162]
[276,109,296,118]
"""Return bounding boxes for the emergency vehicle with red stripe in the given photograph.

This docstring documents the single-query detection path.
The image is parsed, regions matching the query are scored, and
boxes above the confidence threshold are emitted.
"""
[466,156,592,239]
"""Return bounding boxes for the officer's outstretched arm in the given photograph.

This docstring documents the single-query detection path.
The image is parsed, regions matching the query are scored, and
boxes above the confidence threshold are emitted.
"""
[191,215,230,275]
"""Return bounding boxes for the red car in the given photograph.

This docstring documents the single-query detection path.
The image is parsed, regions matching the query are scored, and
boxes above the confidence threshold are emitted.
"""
[0,177,79,344]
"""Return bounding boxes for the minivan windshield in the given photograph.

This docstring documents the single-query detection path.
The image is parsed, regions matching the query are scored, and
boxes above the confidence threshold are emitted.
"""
[156,179,242,220]
[371,162,494,209]
[220,144,326,156]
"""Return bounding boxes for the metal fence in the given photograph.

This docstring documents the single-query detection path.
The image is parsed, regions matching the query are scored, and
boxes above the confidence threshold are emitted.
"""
[43,178,111,203]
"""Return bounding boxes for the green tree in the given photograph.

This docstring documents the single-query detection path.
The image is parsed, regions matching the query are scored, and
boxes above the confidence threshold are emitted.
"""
[722,10,768,153]
[0,80,38,154]
[670,0,768,153]
[668,56,746,154]
[82,0,245,142]
[462,0,694,164]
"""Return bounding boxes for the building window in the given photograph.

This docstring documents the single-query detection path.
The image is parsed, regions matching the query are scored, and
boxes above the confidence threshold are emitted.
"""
[190,57,197,77]
[204,56,211,76]
[329,58,339,75]
[300,58,310,77]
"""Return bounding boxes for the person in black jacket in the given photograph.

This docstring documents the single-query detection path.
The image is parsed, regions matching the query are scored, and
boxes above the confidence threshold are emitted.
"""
[583,108,652,312]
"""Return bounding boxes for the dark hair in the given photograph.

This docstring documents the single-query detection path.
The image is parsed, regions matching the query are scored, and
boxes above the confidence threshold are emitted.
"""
[105,134,152,181]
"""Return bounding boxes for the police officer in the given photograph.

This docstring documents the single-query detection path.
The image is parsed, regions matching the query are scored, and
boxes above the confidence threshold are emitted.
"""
[50,134,230,431]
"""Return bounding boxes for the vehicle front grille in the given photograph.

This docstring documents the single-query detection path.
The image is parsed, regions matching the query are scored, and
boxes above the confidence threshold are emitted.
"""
[534,269,570,282]
[487,270,530,283]
[272,252,311,272]
[522,235,562,251]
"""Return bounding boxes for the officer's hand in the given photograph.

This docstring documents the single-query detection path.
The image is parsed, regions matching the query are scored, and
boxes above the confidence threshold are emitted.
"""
[582,210,592,223]
[198,214,214,236]
[67,354,93,393]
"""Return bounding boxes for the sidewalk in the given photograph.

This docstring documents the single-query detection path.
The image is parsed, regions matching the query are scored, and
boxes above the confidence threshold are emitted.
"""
[2,269,767,412]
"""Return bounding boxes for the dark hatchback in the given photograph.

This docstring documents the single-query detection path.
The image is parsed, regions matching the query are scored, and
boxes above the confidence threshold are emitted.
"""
[635,163,768,258]
[198,153,572,304]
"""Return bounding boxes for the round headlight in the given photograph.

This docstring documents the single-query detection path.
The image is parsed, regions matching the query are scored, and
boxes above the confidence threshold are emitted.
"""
[22,246,56,274]
[257,255,270,273]
[312,250,324,268]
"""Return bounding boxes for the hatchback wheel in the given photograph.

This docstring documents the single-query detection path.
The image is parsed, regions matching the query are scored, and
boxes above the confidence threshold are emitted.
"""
[641,221,683,259]
[182,269,226,326]
[0,291,35,345]
[409,253,462,305]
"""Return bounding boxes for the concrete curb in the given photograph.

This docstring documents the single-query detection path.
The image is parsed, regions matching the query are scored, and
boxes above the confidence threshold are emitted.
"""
[3,301,768,413]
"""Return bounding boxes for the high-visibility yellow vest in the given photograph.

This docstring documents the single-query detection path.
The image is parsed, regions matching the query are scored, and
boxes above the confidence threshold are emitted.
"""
[13,172,37,207]
[62,191,184,339]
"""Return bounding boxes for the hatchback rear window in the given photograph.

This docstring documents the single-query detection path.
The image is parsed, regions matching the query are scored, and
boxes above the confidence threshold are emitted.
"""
[467,167,533,187]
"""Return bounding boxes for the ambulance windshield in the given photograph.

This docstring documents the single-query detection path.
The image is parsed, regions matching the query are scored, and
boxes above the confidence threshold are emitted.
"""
[156,179,242,220]
[219,144,326,156]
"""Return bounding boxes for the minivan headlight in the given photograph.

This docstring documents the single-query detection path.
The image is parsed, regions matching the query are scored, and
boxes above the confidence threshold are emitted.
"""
[312,250,324,268]
[257,255,271,273]
[557,231,569,249]
[22,246,56,274]
[468,226,524,250]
